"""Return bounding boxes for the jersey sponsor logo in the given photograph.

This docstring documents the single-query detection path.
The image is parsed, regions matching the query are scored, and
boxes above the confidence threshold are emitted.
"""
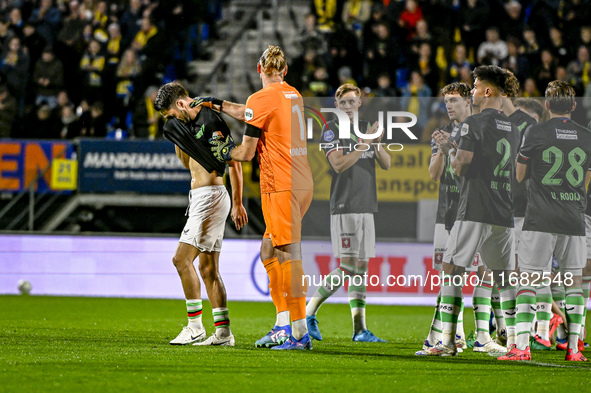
[245,108,254,121]
[324,130,335,142]
[283,92,298,99]
[555,128,578,140]
[461,123,469,136]
[195,125,205,139]
[342,237,351,249]
[290,147,307,156]
[495,119,512,132]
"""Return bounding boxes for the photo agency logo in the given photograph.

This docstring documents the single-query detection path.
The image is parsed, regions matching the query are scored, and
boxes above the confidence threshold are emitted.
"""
[303,107,418,152]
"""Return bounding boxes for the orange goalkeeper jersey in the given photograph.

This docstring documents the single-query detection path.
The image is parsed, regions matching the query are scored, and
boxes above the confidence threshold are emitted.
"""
[244,81,314,193]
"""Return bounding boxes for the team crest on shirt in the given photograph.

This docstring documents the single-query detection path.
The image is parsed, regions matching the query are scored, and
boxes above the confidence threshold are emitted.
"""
[211,130,224,141]
[324,130,335,142]
[461,123,469,136]
[245,108,254,121]
[342,237,351,249]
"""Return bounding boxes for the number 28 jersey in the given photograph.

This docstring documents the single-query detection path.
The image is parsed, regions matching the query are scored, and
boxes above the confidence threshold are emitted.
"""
[518,118,591,236]
[456,108,520,227]
[245,81,314,193]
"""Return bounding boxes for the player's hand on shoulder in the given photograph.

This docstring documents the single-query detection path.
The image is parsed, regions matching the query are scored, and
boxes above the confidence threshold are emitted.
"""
[190,96,223,112]
[209,134,236,162]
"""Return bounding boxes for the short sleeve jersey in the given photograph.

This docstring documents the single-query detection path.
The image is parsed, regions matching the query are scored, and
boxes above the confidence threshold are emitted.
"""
[431,121,459,226]
[163,107,230,176]
[508,109,537,217]
[456,108,520,227]
[244,81,314,193]
[518,118,591,236]
[321,119,377,214]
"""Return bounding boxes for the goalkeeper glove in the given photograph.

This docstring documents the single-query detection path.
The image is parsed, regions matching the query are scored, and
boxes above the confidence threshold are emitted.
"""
[209,135,236,162]
[191,96,223,112]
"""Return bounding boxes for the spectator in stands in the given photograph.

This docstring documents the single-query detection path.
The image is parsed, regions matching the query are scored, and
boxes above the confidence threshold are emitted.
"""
[500,1,523,42]
[28,0,61,46]
[58,103,80,139]
[296,13,326,55]
[338,66,356,87]
[533,49,556,95]
[8,7,24,38]
[409,19,432,59]
[559,0,591,42]
[114,48,141,129]
[567,45,591,95]
[521,27,540,67]
[413,42,439,93]
[548,27,572,67]
[398,0,423,42]
[522,77,540,97]
[373,73,398,97]
[362,3,387,51]
[555,66,569,83]
[51,89,74,119]
[285,46,319,91]
[0,36,29,117]
[305,64,332,97]
[119,0,143,47]
[446,43,472,84]
[312,0,338,33]
[131,85,161,139]
[22,22,46,70]
[25,103,60,139]
[477,27,507,66]
[579,26,591,52]
[33,46,64,109]
[341,0,371,38]
[460,0,489,59]
[0,17,15,48]
[78,38,105,103]
[134,16,169,91]
[327,26,361,87]
[458,65,473,86]
[365,21,398,87]
[400,70,431,138]
[501,37,529,82]
[0,84,16,138]
[80,100,106,137]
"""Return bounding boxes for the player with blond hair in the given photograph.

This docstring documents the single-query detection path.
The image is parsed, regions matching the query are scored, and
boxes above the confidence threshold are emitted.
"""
[193,45,315,350]
[305,83,390,342]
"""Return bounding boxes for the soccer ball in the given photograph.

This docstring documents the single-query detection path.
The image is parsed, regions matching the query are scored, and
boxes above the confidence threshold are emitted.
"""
[18,280,32,295]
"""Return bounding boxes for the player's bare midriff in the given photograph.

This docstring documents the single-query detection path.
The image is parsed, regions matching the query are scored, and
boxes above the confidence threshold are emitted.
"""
[189,159,224,190]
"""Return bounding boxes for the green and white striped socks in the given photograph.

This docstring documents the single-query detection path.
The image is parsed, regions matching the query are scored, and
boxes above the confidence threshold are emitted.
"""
[306,264,353,316]
[581,276,591,337]
[349,269,367,334]
[499,285,517,347]
[535,285,553,341]
[491,284,506,333]
[515,285,536,350]
[440,274,463,347]
[213,307,231,337]
[186,299,204,331]
[552,284,567,341]
[426,293,442,344]
[473,279,493,343]
[565,287,585,352]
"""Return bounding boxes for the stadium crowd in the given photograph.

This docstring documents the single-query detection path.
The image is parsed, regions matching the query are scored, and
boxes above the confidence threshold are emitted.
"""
[1,0,591,141]
[0,0,222,139]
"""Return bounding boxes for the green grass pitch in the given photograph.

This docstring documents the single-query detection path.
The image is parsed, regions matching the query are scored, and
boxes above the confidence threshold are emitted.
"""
[1,295,589,392]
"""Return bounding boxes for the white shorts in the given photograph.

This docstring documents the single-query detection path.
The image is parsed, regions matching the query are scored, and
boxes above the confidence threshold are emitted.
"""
[585,215,591,259]
[519,230,586,273]
[443,220,515,271]
[433,223,481,271]
[330,213,375,260]
[179,185,230,253]
[514,216,524,255]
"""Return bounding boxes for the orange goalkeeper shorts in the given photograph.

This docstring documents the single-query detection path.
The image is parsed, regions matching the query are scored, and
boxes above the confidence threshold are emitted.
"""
[262,189,313,247]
